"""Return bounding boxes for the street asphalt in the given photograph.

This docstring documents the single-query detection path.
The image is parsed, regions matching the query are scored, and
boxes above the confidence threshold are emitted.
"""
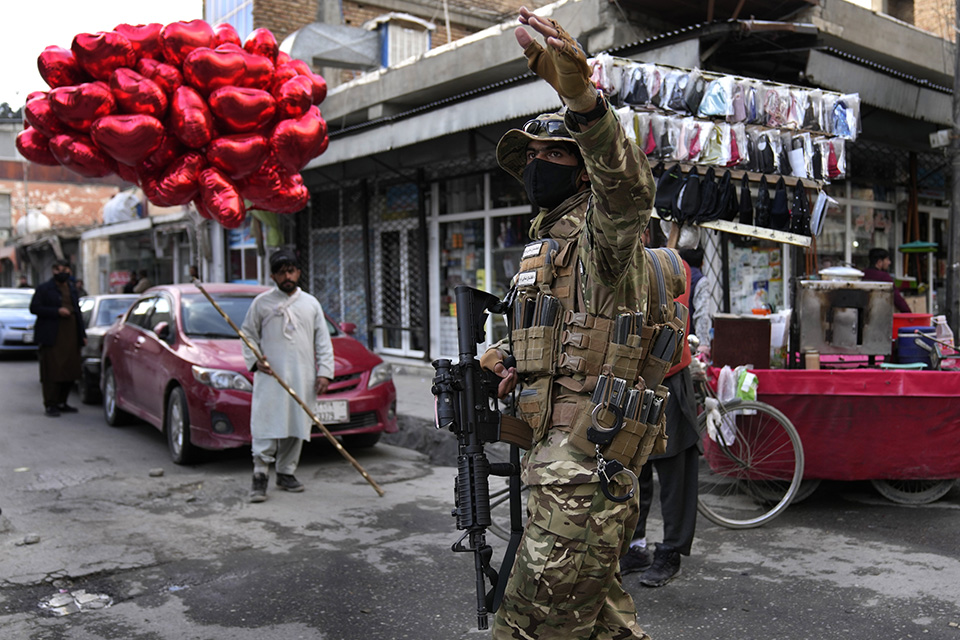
[1,355,959,639]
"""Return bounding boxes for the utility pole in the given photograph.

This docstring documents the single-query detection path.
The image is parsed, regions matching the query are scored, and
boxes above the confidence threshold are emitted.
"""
[949,0,960,335]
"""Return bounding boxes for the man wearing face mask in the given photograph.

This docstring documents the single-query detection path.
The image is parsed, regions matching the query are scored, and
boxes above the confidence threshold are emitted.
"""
[483,7,656,639]
[240,249,335,503]
[30,259,87,417]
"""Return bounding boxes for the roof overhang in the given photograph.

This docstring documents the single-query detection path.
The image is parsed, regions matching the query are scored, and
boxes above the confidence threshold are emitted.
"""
[307,80,562,168]
[805,49,951,126]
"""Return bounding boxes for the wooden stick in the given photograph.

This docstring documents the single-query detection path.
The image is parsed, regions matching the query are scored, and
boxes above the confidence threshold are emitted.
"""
[192,279,385,497]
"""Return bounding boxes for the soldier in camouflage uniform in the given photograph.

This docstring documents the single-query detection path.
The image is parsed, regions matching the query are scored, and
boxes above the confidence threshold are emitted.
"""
[483,7,656,640]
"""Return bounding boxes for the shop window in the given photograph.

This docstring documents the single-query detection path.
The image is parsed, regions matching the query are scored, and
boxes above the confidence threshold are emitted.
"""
[488,213,534,343]
[227,221,260,283]
[850,205,894,269]
[727,241,783,314]
[490,170,528,209]
[438,174,483,215]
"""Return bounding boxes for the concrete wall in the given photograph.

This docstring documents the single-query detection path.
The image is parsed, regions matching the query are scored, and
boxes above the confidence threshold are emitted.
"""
[817,0,954,82]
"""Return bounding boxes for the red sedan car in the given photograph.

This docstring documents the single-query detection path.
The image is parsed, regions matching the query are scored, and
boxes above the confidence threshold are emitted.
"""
[100,283,398,464]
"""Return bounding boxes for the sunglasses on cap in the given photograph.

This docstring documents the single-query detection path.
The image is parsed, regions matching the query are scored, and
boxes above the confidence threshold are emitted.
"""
[522,119,569,137]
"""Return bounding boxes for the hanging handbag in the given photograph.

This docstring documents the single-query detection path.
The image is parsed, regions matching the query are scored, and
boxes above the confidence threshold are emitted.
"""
[754,176,771,228]
[738,173,754,226]
[769,176,790,231]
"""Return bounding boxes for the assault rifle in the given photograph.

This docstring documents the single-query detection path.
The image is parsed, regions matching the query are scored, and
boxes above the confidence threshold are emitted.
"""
[431,284,523,630]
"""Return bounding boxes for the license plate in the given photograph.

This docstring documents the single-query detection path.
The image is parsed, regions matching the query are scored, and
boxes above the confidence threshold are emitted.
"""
[315,399,349,424]
[22,331,34,344]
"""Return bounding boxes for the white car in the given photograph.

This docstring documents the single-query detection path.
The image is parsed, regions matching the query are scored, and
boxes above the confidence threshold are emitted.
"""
[0,288,37,354]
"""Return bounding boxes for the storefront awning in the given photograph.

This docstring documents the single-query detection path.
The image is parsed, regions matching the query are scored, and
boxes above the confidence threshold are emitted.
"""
[805,49,951,126]
[307,80,561,169]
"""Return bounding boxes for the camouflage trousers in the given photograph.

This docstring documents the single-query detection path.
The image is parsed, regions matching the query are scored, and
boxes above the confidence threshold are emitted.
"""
[491,482,650,640]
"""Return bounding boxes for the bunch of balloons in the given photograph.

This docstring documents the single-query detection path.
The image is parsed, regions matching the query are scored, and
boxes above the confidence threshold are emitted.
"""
[16,20,329,229]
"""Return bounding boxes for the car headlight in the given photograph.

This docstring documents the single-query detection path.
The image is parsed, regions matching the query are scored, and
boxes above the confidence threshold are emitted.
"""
[368,362,393,388]
[192,366,253,392]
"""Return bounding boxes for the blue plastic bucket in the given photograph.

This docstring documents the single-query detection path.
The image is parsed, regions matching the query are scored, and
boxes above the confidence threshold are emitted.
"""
[897,326,936,366]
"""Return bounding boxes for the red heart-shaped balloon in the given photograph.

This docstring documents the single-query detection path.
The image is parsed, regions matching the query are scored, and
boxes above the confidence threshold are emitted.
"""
[115,161,140,184]
[256,172,309,213]
[71,32,136,82]
[136,58,184,95]
[110,68,168,118]
[48,82,116,131]
[272,64,299,94]
[209,87,276,133]
[236,51,275,91]
[193,196,214,219]
[170,86,215,148]
[146,151,207,206]
[243,28,278,63]
[286,59,327,105]
[48,133,116,177]
[160,20,215,66]
[276,51,291,66]
[273,76,312,119]
[237,162,282,201]
[138,134,185,176]
[183,47,246,95]
[90,114,165,166]
[25,95,69,138]
[114,23,164,60]
[37,46,89,89]
[213,23,242,48]
[199,167,246,228]
[270,105,327,174]
[16,128,59,166]
[206,133,269,180]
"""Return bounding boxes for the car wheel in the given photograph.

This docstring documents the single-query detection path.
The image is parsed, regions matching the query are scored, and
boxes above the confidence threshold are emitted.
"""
[166,386,198,465]
[343,431,382,449]
[79,373,101,405]
[102,365,131,426]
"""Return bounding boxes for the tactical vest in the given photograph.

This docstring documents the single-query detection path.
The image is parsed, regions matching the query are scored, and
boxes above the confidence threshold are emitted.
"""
[507,206,687,475]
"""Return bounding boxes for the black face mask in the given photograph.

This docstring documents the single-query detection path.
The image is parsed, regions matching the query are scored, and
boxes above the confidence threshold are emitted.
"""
[54,272,70,283]
[523,158,582,211]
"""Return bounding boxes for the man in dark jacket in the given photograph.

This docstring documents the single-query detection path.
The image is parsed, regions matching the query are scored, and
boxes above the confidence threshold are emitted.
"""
[30,259,86,417]
[862,248,911,313]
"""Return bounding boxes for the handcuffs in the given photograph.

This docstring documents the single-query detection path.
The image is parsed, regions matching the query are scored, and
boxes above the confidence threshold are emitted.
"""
[590,402,639,503]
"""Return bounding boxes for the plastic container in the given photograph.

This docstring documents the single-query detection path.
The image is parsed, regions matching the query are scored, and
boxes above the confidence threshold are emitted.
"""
[897,326,936,367]
[892,313,932,340]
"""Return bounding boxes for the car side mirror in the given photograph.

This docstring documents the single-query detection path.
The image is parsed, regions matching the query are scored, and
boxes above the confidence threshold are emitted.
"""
[339,322,357,335]
[153,321,172,342]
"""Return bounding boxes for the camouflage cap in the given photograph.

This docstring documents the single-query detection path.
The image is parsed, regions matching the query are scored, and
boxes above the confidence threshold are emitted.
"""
[496,112,578,182]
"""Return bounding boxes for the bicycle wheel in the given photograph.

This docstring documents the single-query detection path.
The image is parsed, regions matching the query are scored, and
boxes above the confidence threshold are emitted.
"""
[697,399,804,529]
[869,478,956,505]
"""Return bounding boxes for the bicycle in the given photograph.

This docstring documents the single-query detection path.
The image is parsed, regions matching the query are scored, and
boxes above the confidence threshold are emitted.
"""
[689,341,806,529]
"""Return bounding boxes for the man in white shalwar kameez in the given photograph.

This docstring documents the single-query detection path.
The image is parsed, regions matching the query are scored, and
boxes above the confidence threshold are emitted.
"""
[241,249,335,502]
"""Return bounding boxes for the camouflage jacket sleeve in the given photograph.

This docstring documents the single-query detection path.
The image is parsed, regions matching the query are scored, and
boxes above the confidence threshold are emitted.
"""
[567,106,654,289]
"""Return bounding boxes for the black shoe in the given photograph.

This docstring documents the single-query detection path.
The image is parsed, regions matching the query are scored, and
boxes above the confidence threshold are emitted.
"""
[249,473,268,502]
[640,545,682,587]
[276,473,304,492]
[44,406,61,417]
[58,403,79,413]
[620,545,654,575]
